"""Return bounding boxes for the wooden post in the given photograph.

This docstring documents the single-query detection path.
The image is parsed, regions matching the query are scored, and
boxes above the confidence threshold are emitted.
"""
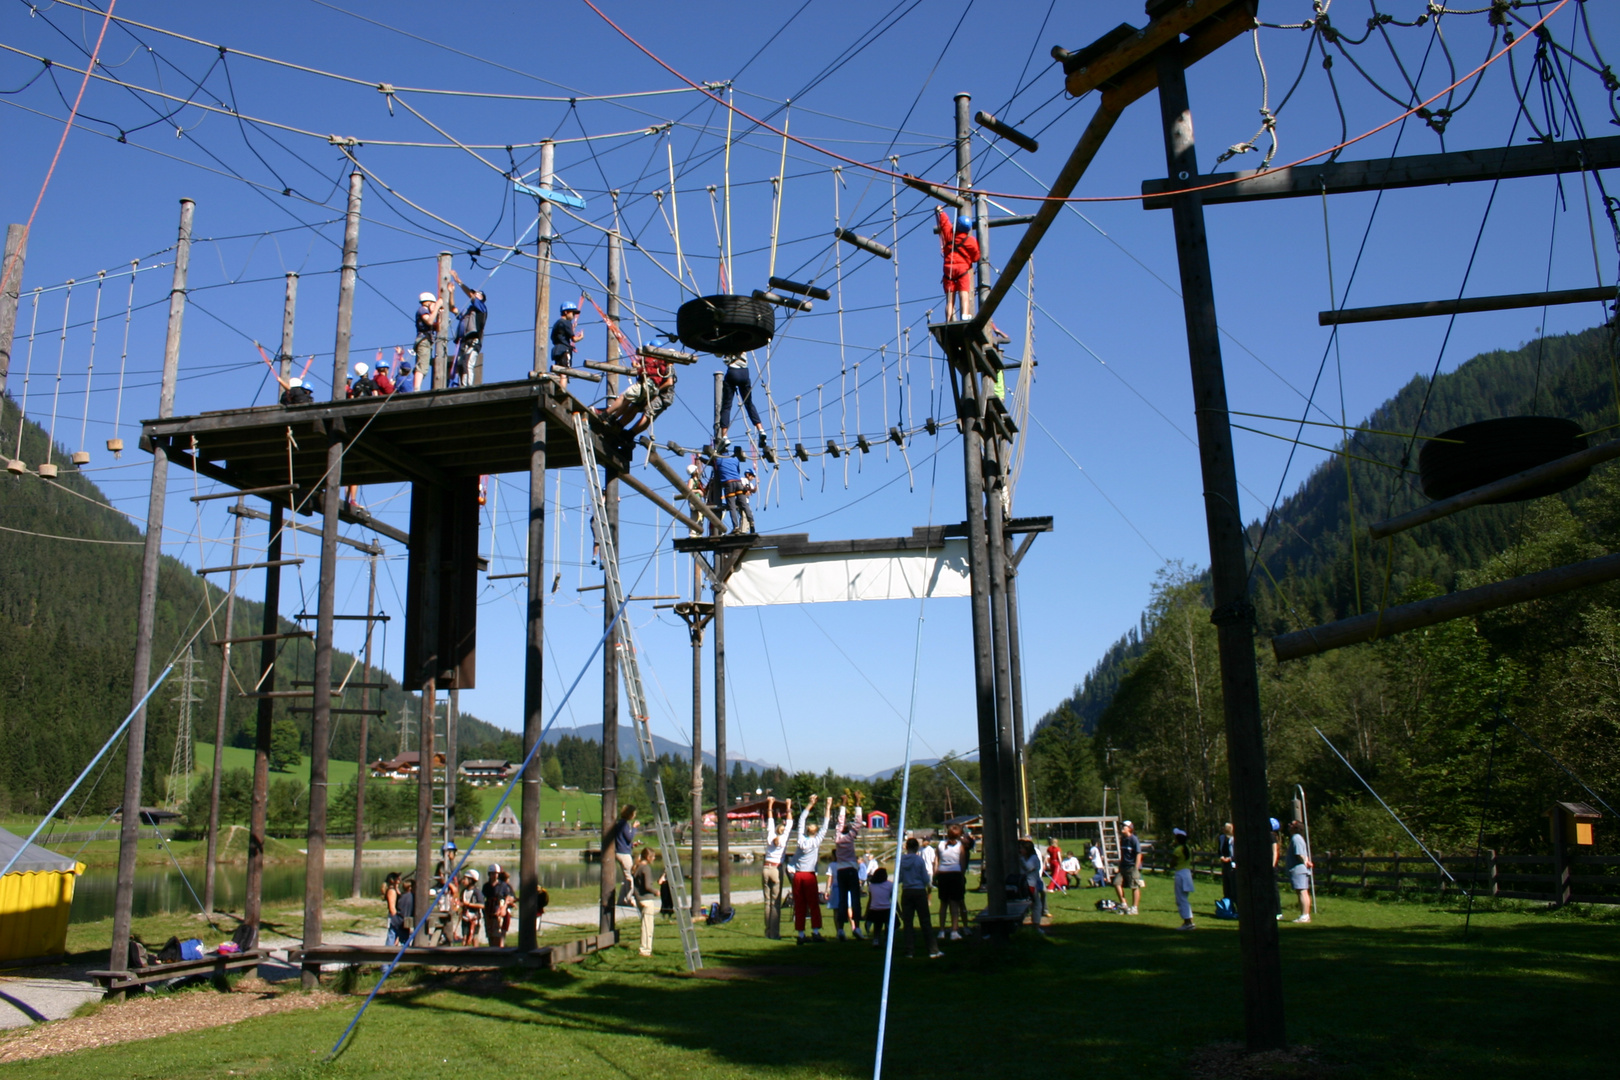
[715,572,731,915]
[111,198,192,981]
[688,570,705,916]
[1155,44,1285,1050]
[351,552,377,898]
[245,501,282,961]
[446,689,459,847]
[203,498,244,913]
[305,172,361,987]
[1004,538,1031,826]
[434,251,452,390]
[1550,814,1571,908]
[985,475,1021,842]
[414,495,442,921]
[0,223,28,394]
[533,141,554,377]
[279,273,297,387]
[599,236,622,935]
[519,396,546,950]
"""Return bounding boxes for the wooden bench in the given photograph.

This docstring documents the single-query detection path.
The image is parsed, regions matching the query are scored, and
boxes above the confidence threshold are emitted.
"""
[292,931,618,981]
[974,899,1032,938]
[87,949,267,995]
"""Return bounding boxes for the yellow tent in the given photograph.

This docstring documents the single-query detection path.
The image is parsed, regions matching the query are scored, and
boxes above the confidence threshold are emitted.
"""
[0,827,84,963]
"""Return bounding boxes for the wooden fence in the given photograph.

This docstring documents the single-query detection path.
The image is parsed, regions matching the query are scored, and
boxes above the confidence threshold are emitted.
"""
[1143,848,1620,906]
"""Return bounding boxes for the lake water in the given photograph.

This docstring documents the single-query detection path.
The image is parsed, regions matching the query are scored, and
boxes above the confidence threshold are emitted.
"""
[70,856,729,923]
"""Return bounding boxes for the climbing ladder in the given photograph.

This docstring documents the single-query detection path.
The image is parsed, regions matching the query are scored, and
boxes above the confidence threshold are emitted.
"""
[574,411,703,971]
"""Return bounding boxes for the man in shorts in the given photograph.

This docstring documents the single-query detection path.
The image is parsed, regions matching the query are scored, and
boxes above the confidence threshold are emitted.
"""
[603,351,676,434]
[1287,820,1314,923]
[1113,820,1143,915]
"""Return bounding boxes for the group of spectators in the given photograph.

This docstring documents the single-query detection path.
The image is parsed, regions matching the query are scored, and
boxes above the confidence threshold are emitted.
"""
[380,858,550,950]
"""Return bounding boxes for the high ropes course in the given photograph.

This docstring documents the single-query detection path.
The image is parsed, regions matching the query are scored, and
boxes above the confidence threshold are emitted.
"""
[0,0,1617,1068]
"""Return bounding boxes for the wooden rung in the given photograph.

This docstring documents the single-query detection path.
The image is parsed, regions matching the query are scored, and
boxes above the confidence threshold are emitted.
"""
[239,689,315,699]
[210,630,314,645]
[198,558,305,575]
[1273,551,1620,662]
[487,571,529,581]
[289,707,389,716]
[1368,437,1620,540]
[1320,285,1616,326]
[190,483,298,503]
[293,612,392,622]
[291,680,388,688]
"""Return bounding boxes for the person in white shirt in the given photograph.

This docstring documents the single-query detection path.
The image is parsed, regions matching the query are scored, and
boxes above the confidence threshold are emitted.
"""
[918,835,938,881]
[1088,840,1109,888]
[934,823,973,942]
[789,794,833,944]
[761,795,793,940]
[863,865,893,947]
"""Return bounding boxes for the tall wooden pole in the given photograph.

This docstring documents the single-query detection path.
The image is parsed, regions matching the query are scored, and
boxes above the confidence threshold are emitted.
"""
[434,251,452,390]
[0,223,28,394]
[445,689,459,846]
[245,502,282,957]
[279,273,298,387]
[351,552,377,897]
[414,500,442,925]
[203,499,244,913]
[110,198,192,980]
[533,141,554,377]
[1004,547,1031,824]
[519,395,546,949]
[985,466,1021,841]
[599,229,622,934]
[689,559,704,916]
[305,171,362,986]
[711,371,732,915]
[1156,44,1285,1050]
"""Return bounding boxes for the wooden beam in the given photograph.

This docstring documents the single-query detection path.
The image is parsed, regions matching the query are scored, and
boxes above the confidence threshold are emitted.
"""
[1368,437,1620,541]
[337,503,410,547]
[1273,552,1620,662]
[1142,135,1620,209]
[645,446,727,531]
[613,468,701,532]
[1056,0,1255,101]
[345,430,449,488]
[1321,285,1616,326]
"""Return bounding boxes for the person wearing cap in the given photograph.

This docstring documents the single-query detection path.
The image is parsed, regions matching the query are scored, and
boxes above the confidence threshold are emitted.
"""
[602,350,677,435]
[1287,820,1314,923]
[280,376,313,406]
[550,299,583,375]
[413,291,441,385]
[393,345,417,394]
[935,205,980,321]
[448,268,488,387]
[482,861,515,946]
[458,867,484,945]
[1113,820,1143,915]
[1169,827,1196,930]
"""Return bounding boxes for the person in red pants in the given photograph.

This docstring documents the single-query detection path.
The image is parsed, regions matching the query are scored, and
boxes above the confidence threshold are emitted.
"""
[789,793,833,944]
[936,207,979,321]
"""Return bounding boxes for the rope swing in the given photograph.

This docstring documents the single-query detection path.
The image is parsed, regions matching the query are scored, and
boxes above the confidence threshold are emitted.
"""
[41,280,72,479]
[74,270,105,467]
[6,289,40,475]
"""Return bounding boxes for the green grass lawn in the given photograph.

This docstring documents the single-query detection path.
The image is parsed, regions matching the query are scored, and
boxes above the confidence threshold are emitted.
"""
[192,743,359,788]
[7,880,1617,1078]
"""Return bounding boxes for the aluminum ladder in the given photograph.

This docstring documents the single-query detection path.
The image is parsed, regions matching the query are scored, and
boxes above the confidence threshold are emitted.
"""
[574,412,703,971]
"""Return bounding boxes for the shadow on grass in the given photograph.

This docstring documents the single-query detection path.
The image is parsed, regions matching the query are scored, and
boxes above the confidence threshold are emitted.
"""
[329,908,1618,1078]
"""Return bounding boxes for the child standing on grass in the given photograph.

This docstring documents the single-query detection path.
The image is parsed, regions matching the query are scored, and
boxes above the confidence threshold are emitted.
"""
[383,872,403,945]
[1169,828,1196,931]
[864,866,893,947]
[634,847,663,957]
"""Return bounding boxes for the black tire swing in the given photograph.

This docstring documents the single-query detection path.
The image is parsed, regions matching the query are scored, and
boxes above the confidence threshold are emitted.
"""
[1418,416,1589,502]
[675,294,775,355]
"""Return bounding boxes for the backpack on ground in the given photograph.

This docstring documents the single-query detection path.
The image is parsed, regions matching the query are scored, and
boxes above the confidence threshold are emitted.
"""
[1214,897,1239,920]
[1095,898,1118,912]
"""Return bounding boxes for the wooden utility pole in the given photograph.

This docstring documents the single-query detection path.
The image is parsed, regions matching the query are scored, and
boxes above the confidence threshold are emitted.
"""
[712,373,732,915]
[245,502,282,957]
[111,198,192,982]
[203,497,244,913]
[414,498,442,923]
[1155,43,1285,1048]
[533,141,554,377]
[279,273,297,387]
[599,229,622,934]
[519,390,546,949]
[445,689,459,846]
[0,223,28,394]
[434,251,452,390]
[305,172,361,986]
[688,560,706,916]
[351,552,377,897]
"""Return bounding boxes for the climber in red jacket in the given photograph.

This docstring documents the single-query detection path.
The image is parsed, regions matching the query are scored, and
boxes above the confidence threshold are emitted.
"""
[937,207,980,321]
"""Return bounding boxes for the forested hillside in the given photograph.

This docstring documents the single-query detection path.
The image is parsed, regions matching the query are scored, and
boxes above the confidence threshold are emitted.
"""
[0,395,507,818]
[1030,325,1620,856]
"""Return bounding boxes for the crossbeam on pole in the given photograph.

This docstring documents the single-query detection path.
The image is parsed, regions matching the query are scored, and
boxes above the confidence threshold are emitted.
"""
[210,630,313,646]
[1320,285,1616,326]
[198,559,304,575]
[191,484,298,503]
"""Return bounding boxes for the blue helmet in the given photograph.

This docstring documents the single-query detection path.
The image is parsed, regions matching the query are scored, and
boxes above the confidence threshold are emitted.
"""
[955,215,974,233]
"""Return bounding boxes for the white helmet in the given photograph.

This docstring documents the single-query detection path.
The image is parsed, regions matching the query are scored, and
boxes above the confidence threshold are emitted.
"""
[465,868,480,881]
[354,362,368,376]
[419,292,436,303]
[288,377,303,388]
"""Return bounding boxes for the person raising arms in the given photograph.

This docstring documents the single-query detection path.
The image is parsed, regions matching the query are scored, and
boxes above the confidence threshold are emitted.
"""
[789,793,833,944]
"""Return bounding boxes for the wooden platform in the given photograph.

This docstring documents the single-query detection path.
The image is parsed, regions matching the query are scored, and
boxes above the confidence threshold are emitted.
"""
[672,517,1054,555]
[87,949,267,994]
[140,379,633,500]
[292,930,617,977]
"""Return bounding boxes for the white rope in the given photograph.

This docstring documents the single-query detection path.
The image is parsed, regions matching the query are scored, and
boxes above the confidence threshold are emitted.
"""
[77,271,104,457]
[45,280,72,467]
[11,289,40,460]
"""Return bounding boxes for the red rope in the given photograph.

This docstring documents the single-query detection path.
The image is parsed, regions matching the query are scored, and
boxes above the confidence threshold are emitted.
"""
[0,0,120,300]
[579,0,1568,205]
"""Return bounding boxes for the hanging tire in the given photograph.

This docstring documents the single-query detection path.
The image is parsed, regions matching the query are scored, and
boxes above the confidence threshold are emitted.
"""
[676,294,775,355]
[1418,416,1588,503]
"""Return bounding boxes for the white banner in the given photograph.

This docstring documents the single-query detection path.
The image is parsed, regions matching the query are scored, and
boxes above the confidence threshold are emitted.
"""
[725,538,972,606]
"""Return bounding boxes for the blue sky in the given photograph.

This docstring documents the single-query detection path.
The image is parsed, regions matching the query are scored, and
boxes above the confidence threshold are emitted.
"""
[2,1,1615,779]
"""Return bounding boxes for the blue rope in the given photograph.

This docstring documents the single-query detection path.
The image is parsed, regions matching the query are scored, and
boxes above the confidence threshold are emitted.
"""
[1314,726,1461,890]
